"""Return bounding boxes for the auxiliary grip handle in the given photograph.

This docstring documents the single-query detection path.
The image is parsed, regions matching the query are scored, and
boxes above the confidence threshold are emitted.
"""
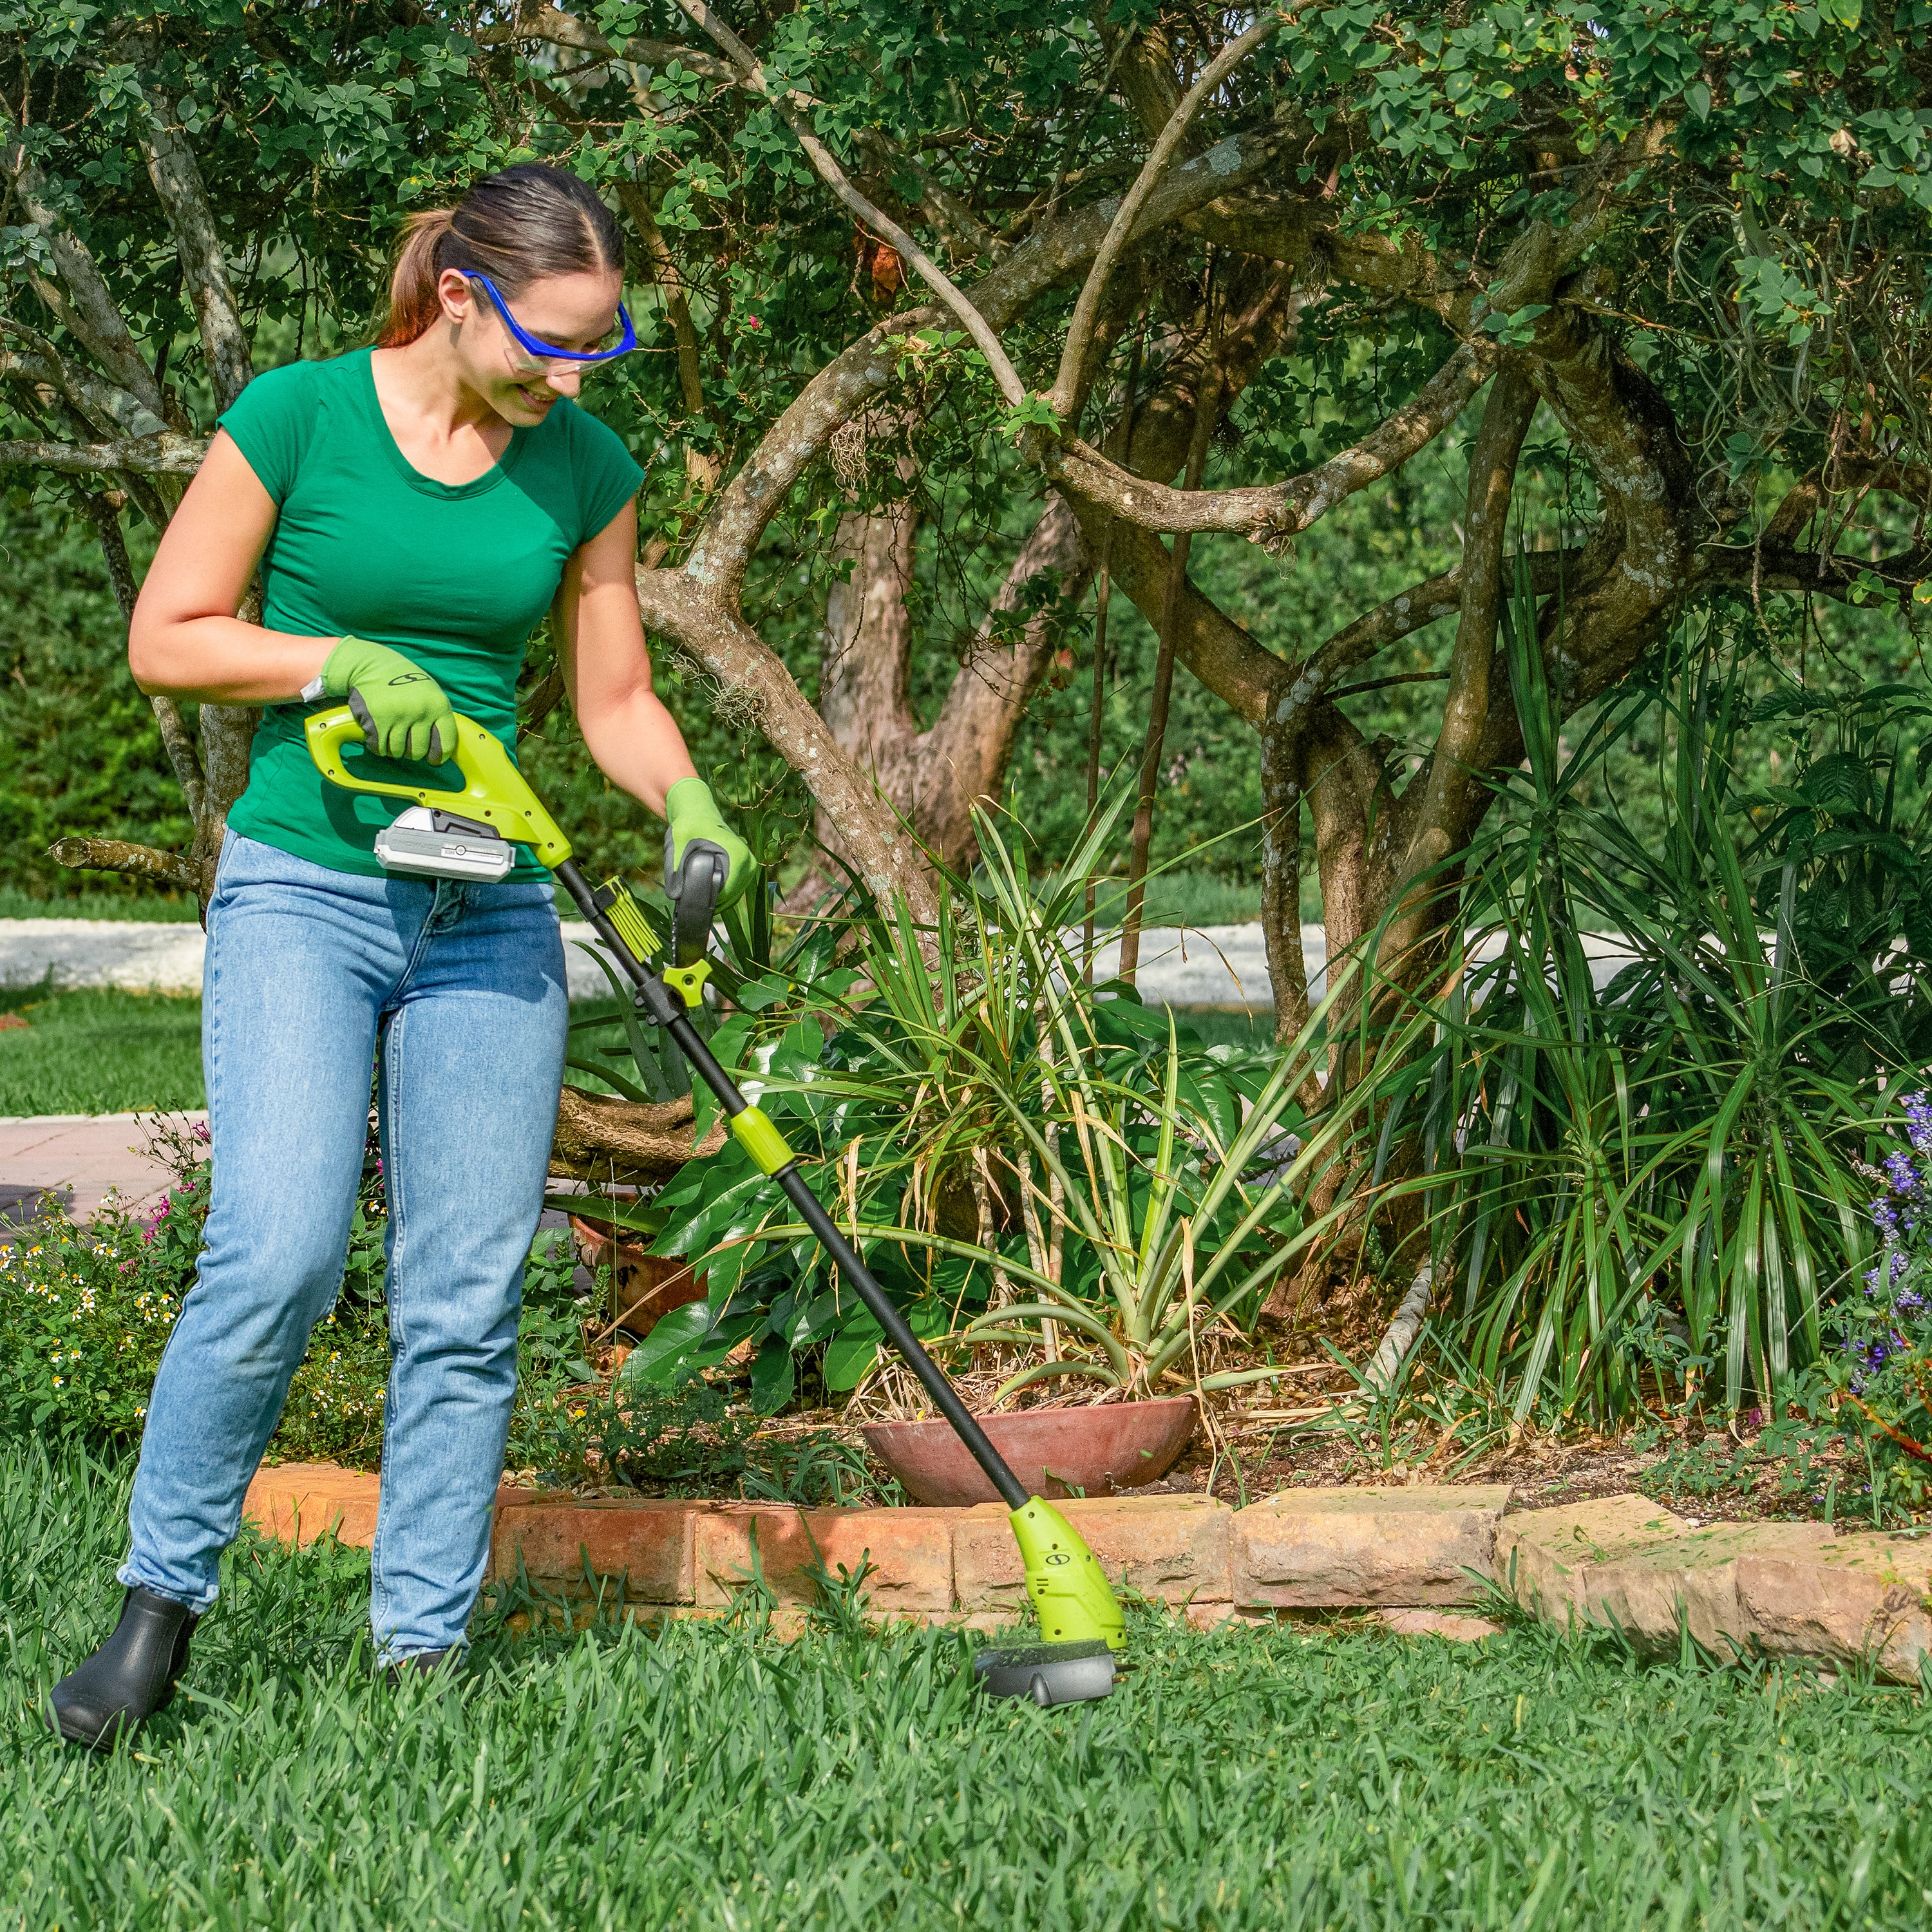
[666,840,728,970]
[305,706,574,869]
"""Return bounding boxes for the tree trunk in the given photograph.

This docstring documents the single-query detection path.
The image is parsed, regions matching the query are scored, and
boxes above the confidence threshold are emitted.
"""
[813,500,922,869]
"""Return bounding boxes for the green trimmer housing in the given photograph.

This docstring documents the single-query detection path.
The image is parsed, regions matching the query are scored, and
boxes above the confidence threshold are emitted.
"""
[308,706,1126,1704]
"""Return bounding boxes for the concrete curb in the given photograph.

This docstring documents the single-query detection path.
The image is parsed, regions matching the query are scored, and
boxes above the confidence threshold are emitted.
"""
[5,920,1299,1008]
[240,1466,1932,1676]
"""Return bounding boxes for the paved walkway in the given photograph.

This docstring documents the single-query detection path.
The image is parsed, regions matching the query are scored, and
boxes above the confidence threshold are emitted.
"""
[0,1111,200,1238]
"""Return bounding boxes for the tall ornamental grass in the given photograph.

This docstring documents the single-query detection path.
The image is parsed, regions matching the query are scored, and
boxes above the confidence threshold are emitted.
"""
[1376,590,1908,1425]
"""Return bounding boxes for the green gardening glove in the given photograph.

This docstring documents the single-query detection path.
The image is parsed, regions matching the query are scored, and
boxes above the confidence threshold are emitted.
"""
[664,777,754,914]
[322,636,458,766]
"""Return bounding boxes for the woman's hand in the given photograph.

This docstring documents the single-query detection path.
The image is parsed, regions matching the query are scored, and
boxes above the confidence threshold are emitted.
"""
[323,638,458,764]
[128,432,342,703]
[665,779,755,911]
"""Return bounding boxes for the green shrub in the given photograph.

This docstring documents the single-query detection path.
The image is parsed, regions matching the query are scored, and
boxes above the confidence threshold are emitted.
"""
[0,1211,185,1439]
[0,1117,591,1474]
[1376,607,1902,1427]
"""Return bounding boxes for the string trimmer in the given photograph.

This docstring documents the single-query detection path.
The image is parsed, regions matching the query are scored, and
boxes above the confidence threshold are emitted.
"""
[308,706,1126,1705]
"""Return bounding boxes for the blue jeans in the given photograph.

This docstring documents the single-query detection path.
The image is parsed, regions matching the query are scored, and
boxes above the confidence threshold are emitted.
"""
[122,831,568,1661]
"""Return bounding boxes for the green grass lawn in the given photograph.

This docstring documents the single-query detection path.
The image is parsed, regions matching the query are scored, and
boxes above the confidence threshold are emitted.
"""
[1043,868,1267,928]
[0,888,202,922]
[7,1438,1929,1930]
[0,989,205,1115]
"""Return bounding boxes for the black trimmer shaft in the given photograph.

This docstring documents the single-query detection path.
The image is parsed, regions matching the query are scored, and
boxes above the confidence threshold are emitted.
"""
[554,857,1030,1511]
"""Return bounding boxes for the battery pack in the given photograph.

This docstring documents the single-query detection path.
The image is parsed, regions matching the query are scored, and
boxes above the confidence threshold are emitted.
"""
[373,806,515,882]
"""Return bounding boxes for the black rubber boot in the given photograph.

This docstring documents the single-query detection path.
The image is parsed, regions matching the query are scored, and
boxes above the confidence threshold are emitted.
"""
[46,1587,198,1750]
[384,1649,455,1686]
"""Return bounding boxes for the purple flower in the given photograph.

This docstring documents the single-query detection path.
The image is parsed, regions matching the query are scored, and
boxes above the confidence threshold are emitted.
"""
[1906,1090,1932,1157]
[1898,1291,1925,1314]
[1873,1198,1900,1237]
[1892,1250,1910,1284]
[1884,1151,1919,1193]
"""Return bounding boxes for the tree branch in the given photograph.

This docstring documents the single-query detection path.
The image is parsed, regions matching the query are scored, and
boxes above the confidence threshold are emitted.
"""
[0,109,170,417]
[0,432,207,474]
[131,88,252,411]
[1047,341,1495,539]
[476,6,738,85]
[674,0,1028,406]
[1120,360,1222,985]
[1703,538,1932,601]
[0,328,167,438]
[47,837,196,889]
[633,567,939,920]
[681,119,1283,597]
[1049,5,1296,418]
[1397,370,1538,881]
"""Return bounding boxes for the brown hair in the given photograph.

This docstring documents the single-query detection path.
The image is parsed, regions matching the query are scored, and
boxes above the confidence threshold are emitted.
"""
[379,164,625,348]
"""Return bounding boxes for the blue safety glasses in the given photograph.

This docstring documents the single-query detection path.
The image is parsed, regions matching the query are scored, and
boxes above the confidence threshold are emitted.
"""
[470,272,636,365]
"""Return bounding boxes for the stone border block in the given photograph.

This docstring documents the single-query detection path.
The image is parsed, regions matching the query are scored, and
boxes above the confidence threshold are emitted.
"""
[243,1463,382,1550]
[952,1493,1231,1609]
[1496,1495,1932,1681]
[491,1495,696,1604]
[693,1504,956,1613]
[1492,1494,1694,1619]
[1730,1532,1932,1681]
[1233,1484,1511,1606]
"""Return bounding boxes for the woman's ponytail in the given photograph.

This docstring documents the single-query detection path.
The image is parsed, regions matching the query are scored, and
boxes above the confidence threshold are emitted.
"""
[375,167,625,350]
[379,208,458,348]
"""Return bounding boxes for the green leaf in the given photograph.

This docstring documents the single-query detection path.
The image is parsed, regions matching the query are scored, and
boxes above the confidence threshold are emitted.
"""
[618,1302,715,1387]
[750,1332,795,1414]
[824,1320,883,1392]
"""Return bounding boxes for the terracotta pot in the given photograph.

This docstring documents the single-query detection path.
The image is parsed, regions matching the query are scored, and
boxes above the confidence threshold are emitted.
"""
[862,1395,1197,1506]
[569,1215,706,1340]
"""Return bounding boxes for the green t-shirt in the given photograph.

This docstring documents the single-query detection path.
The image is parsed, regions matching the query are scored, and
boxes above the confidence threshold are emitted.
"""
[218,346,644,880]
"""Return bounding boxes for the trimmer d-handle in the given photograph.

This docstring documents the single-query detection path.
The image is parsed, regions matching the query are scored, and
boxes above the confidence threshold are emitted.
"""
[305,707,574,868]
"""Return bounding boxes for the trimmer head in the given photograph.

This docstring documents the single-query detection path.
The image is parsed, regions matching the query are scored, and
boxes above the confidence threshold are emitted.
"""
[973,1498,1126,1703]
[972,1638,1115,1707]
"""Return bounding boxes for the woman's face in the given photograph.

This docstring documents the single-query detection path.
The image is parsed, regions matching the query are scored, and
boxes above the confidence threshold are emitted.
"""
[437,267,624,426]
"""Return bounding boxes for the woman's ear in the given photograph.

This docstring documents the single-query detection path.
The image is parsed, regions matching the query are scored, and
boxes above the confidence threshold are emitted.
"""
[435,267,475,328]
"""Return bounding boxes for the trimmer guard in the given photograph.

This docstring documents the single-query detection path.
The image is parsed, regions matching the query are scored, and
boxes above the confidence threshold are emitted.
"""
[971,1639,1116,1707]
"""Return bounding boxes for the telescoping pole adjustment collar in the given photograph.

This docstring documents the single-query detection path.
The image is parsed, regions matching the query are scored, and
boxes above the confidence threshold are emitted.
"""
[636,969,795,1177]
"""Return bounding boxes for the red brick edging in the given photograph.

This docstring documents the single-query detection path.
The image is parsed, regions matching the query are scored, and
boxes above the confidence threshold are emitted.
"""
[243,1464,1932,1680]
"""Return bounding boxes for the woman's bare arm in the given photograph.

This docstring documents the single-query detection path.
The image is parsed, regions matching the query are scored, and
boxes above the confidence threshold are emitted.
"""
[554,497,697,817]
[128,431,338,703]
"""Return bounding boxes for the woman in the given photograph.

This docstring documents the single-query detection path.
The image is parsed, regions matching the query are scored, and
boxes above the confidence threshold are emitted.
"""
[48,164,748,1748]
